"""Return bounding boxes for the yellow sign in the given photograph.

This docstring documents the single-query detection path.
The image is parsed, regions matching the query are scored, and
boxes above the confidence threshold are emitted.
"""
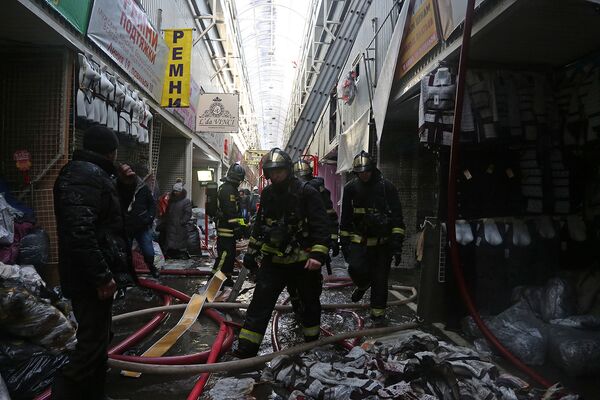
[397,0,439,78]
[161,29,192,107]
[244,149,268,166]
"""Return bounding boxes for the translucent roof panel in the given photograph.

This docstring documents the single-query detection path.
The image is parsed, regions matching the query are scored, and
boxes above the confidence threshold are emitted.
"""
[236,0,310,149]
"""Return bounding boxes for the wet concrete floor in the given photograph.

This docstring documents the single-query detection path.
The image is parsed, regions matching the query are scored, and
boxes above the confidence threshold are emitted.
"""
[106,255,420,399]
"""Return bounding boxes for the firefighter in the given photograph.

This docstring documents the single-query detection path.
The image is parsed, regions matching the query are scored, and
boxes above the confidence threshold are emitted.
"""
[213,163,246,287]
[293,159,339,254]
[288,159,339,316]
[236,148,330,358]
[339,151,405,321]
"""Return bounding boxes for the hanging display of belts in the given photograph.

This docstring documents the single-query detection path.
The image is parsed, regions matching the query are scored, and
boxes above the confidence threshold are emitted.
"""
[76,53,152,144]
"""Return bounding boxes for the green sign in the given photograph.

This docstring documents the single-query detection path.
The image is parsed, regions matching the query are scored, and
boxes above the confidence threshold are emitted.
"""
[45,0,93,34]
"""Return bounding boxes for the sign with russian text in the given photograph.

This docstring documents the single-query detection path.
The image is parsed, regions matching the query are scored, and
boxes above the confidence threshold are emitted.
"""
[196,93,239,133]
[161,29,192,107]
[45,0,93,34]
[397,0,439,78]
[87,0,168,101]
[244,149,268,166]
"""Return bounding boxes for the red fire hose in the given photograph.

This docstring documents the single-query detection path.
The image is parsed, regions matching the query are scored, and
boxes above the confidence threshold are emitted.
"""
[446,0,551,388]
[186,323,228,400]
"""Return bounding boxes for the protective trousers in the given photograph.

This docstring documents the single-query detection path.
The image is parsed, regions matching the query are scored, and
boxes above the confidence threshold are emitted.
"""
[348,242,392,317]
[213,235,236,275]
[51,294,112,400]
[238,262,322,357]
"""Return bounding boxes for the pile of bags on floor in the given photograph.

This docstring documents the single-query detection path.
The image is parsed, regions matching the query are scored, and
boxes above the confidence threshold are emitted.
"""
[209,330,578,400]
[0,262,76,399]
[462,275,600,376]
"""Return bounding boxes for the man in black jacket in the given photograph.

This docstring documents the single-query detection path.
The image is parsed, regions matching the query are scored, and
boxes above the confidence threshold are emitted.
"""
[236,148,330,358]
[340,151,405,322]
[213,163,245,286]
[52,126,136,400]
[126,163,159,278]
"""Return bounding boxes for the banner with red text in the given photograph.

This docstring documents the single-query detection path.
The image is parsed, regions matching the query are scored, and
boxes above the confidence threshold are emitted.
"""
[87,0,168,101]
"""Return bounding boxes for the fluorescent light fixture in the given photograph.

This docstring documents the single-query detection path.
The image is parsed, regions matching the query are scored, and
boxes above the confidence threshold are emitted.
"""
[197,170,213,182]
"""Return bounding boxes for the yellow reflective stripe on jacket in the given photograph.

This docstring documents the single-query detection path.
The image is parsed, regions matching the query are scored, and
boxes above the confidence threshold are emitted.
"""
[310,244,329,254]
[218,228,233,233]
[271,248,309,264]
[371,308,385,317]
[392,227,405,235]
[265,218,274,226]
[249,236,258,244]
[239,328,263,344]
[326,209,337,214]
[330,234,338,240]
[228,218,246,226]
[353,208,366,214]
[261,243,284,256]
[302,325,320,337]
[340,230,351,237]
[218,232,234,238]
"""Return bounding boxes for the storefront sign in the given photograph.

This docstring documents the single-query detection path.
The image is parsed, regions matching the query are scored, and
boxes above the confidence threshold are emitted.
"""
[168,78,200,130]
[436,0,485,40]
[87,0,168,101]
[244,149,268,166]
[161,29,193,108]
[397,0,439,78]
[45,0,93,34]
[196,93,239,133]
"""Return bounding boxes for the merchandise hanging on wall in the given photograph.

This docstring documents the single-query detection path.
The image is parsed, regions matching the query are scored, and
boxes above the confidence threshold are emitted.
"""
[76,53,152,144]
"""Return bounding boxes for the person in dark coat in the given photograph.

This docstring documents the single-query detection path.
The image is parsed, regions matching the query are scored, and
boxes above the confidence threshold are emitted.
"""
[52,125,136,399]
[125,163,159,278]
[340,151,405,322]
[236,148,330,358]
[160,180,192,259]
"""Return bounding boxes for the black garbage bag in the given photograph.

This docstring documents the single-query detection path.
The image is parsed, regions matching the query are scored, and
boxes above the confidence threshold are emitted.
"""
[0,337,47,369]
[548,325,600,377]
[17,228,50,267]
[3,352,68,399]
[541,278,577,322]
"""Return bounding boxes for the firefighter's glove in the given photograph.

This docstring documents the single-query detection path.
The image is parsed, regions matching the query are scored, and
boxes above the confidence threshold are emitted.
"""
[243,253,259,273]
[331,240,340,257]
[393,252,402,267]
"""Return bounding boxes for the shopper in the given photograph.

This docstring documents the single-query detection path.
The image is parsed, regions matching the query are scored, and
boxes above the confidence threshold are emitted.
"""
[249,186,260,219]
[236,148,330,358]
[340,151,405,322]
[125,163,159,278]
[213,163,246,286]
[160,179,192,259]
[52,125,136,399]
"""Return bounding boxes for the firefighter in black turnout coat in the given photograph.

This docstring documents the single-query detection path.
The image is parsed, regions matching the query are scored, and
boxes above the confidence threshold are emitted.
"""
[340,151,405,320]
[236,148,330,358]
[213,163,246,286]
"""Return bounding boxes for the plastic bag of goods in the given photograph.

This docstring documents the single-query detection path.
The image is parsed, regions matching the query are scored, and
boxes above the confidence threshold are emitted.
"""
[17,229,50,267]
[464,300,548,365]
[541,278,576,322]
[548,325,600,376]
[0,282,76,352]
[3,352,68,398]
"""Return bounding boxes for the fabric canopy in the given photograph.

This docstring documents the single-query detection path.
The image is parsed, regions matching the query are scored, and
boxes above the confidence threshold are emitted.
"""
[336,109,370,173]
